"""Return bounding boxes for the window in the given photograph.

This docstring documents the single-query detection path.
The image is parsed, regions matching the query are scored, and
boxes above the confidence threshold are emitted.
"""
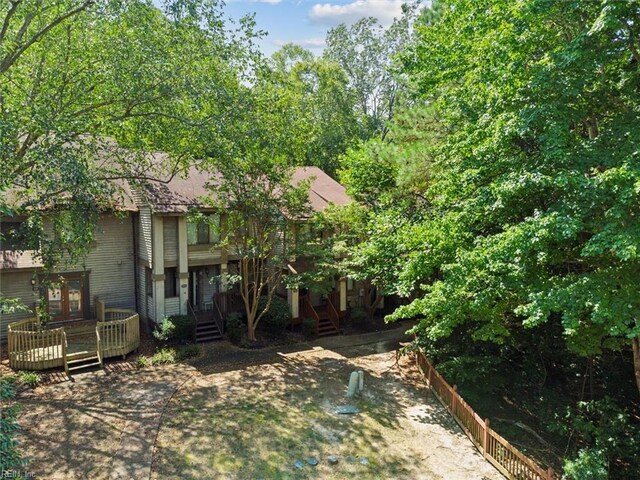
[187,214,220,246]
[0,221,28,251]
[165,268,178,298]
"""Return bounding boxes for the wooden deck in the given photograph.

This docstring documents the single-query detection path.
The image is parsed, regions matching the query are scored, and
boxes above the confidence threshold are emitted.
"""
[8,301,140,374]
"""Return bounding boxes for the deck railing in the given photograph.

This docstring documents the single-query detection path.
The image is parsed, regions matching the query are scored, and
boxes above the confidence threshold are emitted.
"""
[326,294,340,333]
[301,295,320,335]
[416,352,556,480]
[8,304,140,372]
[96,309,139,360]
[8,318,66,370]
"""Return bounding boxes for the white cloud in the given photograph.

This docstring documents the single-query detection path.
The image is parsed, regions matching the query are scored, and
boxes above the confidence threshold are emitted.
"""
[273,37,327,49]
[309,0,405,27]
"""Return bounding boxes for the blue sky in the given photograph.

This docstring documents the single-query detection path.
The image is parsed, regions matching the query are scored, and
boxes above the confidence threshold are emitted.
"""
[224,0,409,56]
[155,0,411,57]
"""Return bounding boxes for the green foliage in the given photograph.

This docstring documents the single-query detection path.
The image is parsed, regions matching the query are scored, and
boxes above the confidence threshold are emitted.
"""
[136,355,151,369]
[0,0,260,309]
[553,397,640,474]
[563,448,608,480]
[176,344,201,361]
[226,312,245,345]
[17,371,41,389]
[0,376,25,472]
[257,295,291,333]
[151,348,177,365]
[301,317,316,339]
[153,317,176,343]
[169,315,196,343]
[349,307,368,327]
[371,0,640,385]
[338,143,397,208]
[437,356,506,395]
[324,5,420,138]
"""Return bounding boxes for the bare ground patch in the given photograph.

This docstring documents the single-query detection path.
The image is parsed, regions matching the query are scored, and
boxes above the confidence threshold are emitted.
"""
[152,345,502,480]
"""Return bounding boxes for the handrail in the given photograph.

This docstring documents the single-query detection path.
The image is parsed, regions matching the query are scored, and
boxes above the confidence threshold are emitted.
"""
[211,295,225,335]
[95,326,103,368]
[62,331,69,376]
[187,300,199,342]
[302,295,320,335]
[326,296,340,332]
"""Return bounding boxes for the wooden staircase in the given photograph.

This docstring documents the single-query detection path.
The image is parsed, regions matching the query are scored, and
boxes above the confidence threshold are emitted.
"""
[195,317,223,343]
[302,295,340,337]
[316,308,340,336]
[65,350,102,374]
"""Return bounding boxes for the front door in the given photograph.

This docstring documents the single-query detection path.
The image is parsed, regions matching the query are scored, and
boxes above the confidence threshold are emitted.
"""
[47,275,85,320]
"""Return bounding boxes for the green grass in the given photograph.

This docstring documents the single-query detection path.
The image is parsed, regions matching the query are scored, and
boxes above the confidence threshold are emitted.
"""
[17,370,41,388]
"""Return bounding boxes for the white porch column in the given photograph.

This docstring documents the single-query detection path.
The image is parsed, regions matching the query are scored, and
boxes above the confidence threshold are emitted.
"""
[339,277,347,312]
[177,216,189,315]
[152,216,165,322]
[288,288,299,319]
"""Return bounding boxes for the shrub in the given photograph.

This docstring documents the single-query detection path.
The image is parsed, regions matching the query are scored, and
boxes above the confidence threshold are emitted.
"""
[350,307,368,327]
[136,355,151,368]
[151,348,177,365]
[226,312,244,345]
[257,295,291,333]
[152,317,175,343]
[17,371,41,388]
[169,314,195,342]
[0,376,25,472]
[563,448,608,480]
[176,344,201,360]
[302,317,316,339]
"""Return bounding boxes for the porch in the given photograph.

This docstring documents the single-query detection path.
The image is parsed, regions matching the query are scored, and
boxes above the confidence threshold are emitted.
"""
[7,298,139,376]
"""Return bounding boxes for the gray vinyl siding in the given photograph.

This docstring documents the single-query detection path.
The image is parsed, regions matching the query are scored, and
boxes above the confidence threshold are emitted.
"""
[0,270,38,341]
[165,297,180,317]
[163,216,178,264]
[0,214,136,340]
[137,263,147,322]
[139,207,153,264]
[146,295,155,322]
[80,215,136,312]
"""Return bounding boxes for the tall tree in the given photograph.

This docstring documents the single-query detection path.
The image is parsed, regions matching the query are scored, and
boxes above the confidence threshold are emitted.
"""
[257,44,362,176]
[324,3,419,139]
[204,156,310,342]
[0,0,258,277]
[384,0,640,397]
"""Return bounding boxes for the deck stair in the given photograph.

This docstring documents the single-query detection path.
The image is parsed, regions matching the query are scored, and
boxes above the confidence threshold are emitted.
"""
[316,308,340,337]
[65,350,102,374]
[195,319,223,343]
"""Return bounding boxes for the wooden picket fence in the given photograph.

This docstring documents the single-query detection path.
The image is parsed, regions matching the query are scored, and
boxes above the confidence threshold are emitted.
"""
[416,352,556,480]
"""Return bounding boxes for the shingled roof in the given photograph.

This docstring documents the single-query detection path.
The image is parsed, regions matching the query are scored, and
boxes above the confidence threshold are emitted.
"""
[135,165,350,214]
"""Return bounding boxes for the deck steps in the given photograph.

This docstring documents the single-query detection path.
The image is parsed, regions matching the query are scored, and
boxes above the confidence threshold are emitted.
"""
[316,309,339,337]
[195,321,222,343]
[66,352,102,373]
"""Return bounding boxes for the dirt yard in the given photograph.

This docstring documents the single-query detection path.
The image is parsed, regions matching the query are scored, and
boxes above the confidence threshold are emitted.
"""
[14,332,503,480]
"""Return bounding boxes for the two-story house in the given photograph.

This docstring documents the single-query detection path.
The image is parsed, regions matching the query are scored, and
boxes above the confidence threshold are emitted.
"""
[1,163,360,342]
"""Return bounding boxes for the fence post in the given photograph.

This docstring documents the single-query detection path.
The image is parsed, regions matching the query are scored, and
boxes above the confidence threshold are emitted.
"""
[428,360,433,389]
[484,418,490,459]
[452,384,458,414]
[547,467,554,480]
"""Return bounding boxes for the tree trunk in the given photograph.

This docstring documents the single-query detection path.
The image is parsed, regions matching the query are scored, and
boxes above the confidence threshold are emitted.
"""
[363,280,383,318]
[633,336,640,397]
[247,321,257,342]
